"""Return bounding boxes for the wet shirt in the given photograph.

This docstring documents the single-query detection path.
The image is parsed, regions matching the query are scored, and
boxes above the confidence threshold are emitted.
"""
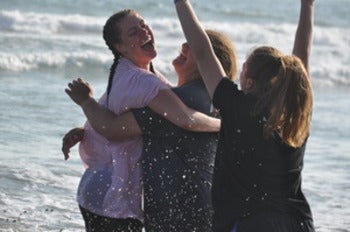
[78,58,171,220]
[211,78,313,232]
[132,80,218,231]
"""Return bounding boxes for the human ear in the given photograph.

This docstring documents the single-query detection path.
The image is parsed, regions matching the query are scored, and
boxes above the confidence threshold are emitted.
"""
[114,43,126,55]
[245,78,254,90]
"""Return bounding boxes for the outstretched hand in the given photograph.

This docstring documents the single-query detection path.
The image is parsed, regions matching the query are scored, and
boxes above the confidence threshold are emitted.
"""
[61,127,84,160]
[65,78,94,106]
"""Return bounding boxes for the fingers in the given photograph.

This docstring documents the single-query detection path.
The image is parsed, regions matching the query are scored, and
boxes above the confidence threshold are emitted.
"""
[62,135,71,160]
[61,140,70,160]
[65,78,94,105]
[66,78,86,90]
[62,148,70,161]
[61,128,84,161]
[65,78,92,94]
[64,88,71,95]
[68,80,80,89]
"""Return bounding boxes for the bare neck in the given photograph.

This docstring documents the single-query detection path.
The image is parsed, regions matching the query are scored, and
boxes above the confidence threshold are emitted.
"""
[177,72,200,86]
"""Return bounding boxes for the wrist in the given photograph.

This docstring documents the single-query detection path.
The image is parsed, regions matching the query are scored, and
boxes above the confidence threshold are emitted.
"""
[301,0,314,6]
[80,97,95,108]
[174,0,186,4]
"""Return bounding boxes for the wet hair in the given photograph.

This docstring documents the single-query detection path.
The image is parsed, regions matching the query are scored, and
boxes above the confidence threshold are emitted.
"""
[103,9,155,98]
[206,29,238,81]
[246,46,313,147]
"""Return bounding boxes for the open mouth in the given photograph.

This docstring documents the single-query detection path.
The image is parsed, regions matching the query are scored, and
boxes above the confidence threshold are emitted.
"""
[141,38,155,52]
[174,51,187,65]
[177,50,187,61]
[180,51,186,59]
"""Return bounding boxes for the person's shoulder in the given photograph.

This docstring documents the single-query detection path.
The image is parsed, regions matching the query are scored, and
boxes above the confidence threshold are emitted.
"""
[120,64,161,83]
[118,58,154,76]
[132,70,168,87]
[214,78,241,100]
[154,69,172,86]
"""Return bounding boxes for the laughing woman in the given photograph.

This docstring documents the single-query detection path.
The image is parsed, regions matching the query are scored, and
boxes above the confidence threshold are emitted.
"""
[63,9,220,232]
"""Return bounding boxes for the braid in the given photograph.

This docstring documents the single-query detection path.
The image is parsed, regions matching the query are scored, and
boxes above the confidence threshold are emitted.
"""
[103,9,135,104]
[107,57,119,96]
[149,62,155,74]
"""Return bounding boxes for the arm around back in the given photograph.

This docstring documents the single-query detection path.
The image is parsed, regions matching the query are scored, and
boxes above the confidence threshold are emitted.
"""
[78,90,220,140]
[66,78,219,142]
[148,88,220,132]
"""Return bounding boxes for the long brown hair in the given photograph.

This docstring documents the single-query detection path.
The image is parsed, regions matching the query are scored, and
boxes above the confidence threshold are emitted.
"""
[246,46,313,147]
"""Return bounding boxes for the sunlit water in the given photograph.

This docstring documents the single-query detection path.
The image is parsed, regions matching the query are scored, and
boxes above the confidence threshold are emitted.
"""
[1,0,349,231]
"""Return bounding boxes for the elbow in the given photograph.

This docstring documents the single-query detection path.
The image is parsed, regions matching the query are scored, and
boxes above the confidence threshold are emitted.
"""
[104,132,118,141]
[103,127,126,141]
[90,121,122,141]
[103,125,137,141]
[93,124,117,141]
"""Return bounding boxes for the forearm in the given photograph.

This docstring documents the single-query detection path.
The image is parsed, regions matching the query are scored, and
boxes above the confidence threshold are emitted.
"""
[186,109,221,132]
[293,0,314,74]
[175,0,225,98]
[175,0,208,61]
[148,89,220,132]
[80,98,142,140]
[155,105,221,133]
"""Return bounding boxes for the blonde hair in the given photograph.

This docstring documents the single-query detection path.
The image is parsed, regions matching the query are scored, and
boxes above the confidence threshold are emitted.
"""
[246,46,313,147]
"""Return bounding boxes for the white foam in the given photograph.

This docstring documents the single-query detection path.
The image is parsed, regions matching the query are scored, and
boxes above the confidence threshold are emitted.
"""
[1,10,349,87]
[0,50,110,72]
[0,10,105,34]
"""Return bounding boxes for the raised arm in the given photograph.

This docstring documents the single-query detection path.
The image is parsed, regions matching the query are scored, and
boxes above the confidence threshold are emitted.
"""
[292,0,314,74]
[175,0,227,99]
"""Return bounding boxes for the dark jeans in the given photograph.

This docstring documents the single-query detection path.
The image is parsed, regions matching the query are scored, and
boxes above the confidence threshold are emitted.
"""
[79,206,143,232]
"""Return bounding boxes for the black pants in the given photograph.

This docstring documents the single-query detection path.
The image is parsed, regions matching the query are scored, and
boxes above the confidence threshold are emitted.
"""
[79,206,143,232]
[235,211,315,232]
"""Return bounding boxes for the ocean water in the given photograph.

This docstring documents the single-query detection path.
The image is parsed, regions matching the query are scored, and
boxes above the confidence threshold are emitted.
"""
[0,0,349,231]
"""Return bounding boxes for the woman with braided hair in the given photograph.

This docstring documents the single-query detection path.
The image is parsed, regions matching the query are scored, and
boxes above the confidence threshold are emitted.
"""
[62,9,220,232]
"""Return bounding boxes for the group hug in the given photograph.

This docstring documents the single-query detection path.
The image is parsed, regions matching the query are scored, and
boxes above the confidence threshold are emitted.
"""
[61,0,316,231]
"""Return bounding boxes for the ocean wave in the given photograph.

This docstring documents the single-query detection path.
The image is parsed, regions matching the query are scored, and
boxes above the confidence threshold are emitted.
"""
[0,10,349,87]
[0,10,105,34]
[0,51,110,72]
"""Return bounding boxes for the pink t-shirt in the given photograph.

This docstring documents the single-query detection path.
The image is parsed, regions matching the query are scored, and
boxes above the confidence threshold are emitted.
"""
[77,58,171,220]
